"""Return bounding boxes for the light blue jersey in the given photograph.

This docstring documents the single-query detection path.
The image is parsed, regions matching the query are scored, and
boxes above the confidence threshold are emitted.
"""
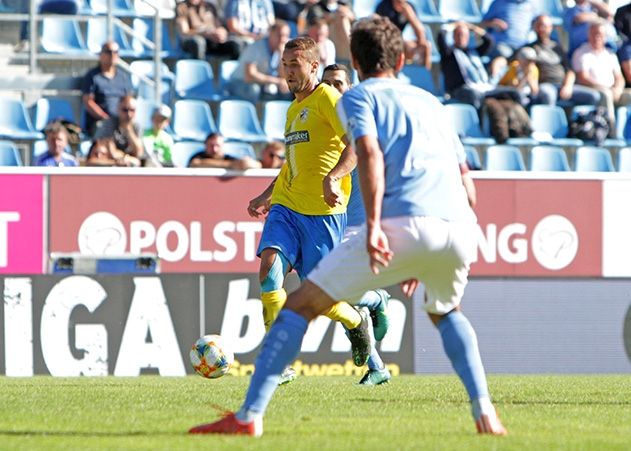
[338,77,475,223]
[346,169,365,227]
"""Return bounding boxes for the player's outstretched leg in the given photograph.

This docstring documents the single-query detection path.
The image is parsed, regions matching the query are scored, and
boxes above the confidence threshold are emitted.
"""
[325,303,372,366]
[189,309,308,436]
[436,310,507,435]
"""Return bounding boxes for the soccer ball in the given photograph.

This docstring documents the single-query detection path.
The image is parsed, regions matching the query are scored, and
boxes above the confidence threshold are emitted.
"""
[190,334,234,379]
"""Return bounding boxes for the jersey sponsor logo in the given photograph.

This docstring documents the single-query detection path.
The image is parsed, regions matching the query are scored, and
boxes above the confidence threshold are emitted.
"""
[285,130,310,145]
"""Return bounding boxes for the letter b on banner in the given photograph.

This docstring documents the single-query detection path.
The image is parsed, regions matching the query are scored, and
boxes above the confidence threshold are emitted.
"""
[220,279,265,353]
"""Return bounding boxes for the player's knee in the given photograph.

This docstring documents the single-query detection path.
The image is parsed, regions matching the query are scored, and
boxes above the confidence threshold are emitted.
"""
[259,251,289,292]
[285,280,335,320]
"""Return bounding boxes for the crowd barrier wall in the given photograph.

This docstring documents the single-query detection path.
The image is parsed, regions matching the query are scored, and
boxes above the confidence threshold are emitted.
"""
[1,168,630,375]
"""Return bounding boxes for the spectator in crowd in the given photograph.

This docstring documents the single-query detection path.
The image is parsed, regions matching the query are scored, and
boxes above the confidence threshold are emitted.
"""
[142,105,175,167]
[304,0,354,63]
[573,21,626,131]
[85,139,129,167]
[375,0,432,69]
[438,21,495,110]
[614,2,631,41]
[176,0,241,60]
[33,122,79,167]
[563,0,614,58]
[272,0,312,23]
[528,14,600,107]
[260,141,285,168]
[498,46,539,107]
[306,17,336,70]
[189,132,263,169]
[16,0,79,52]
[615,4,631,103]
[82,42,134,137]
[480,0,539,76]
[93,95,144,167]
[224,0,275,46]
[226,20,292,103]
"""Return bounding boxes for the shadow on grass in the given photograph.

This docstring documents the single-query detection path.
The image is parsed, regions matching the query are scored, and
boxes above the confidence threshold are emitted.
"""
[0,430,185,437]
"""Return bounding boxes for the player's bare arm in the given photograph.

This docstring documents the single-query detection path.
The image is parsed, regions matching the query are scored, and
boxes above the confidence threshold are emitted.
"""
[323,135,356,207]
[355,135,392,274]
[248,177,277,218]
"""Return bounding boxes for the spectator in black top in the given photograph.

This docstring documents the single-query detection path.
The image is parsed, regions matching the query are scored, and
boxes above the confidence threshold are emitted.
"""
[438,21,495,110]
[375,0,432,69]
[615,4,631,95]
[529,14,600,106]
[81,41,134,137]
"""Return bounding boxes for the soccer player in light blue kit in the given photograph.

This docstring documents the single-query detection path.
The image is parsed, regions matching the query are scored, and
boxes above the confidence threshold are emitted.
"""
[189,16,507,436]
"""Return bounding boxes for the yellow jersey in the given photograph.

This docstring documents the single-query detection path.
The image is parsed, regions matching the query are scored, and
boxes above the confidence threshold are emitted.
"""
[271,83,351,215]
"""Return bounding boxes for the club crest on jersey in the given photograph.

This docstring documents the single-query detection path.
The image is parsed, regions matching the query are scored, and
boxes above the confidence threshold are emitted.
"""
[299,108,309,122]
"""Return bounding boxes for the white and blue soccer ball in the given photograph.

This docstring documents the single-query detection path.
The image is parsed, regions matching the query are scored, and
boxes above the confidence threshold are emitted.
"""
[190,334,234,379]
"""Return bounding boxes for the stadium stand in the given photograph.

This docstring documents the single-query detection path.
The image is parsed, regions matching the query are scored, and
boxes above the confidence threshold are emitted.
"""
[507,105,583,147]
[402,24,440,63]
[529,145,571,172]
[40,18,90,55]
[171,140,203,168]
[0,98,44,140]
[438,0,482,23]
[0,140,24,166]
[175,59,223,102]
[217,99,268,143]
[398,64,437,94]
[132,17,181,59]
[409,0,444,24]
[32,98,78,131]
[618,147,631,172]
[223,141,257,159]
[87,0,139,17]
[444,103,495,146]
[574,146,615,172]
[86,19,136,58]
[463,144,482,170]
[485,144,526,171]
[262,100,290,142]
[171,99,217,142]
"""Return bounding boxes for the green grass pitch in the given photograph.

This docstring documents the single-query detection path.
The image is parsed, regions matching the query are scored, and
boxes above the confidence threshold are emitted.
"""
[1,375,630,450]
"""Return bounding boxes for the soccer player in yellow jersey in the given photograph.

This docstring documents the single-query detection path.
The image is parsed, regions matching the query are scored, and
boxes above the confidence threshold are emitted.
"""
[246,36,372,384]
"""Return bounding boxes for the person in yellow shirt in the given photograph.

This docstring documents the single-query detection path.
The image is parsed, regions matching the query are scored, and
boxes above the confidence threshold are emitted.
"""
[499,46,540,106]
[246,36,372,385]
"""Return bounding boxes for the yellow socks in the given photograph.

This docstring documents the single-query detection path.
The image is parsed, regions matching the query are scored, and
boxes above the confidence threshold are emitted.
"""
[261,289,288,332]
[323,302,360,329]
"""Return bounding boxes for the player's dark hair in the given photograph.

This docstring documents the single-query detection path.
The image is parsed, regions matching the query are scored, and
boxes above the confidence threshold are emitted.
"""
[322,63,352,85]
[350,16,404,77]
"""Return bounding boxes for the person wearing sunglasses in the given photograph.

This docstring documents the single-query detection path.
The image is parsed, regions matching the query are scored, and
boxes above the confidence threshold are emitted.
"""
[81,41,134,137]
[93,95,144,167]
[260,141,285,168]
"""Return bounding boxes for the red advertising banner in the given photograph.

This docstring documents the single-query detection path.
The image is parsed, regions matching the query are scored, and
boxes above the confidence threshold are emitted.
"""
[471,179,602,276]
[0,175,44,274]
[49,175,272,273]
[49,175,602,276]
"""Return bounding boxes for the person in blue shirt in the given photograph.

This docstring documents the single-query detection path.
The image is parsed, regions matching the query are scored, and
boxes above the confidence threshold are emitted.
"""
[563,0,614,58]
[34,122,79,167]
[189,15,507,437]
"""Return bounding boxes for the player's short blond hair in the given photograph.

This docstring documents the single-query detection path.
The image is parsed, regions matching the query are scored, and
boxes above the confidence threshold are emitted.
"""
[284,36,319,64]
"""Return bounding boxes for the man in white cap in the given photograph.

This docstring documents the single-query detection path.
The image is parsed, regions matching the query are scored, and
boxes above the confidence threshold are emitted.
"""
[143,104,174,167]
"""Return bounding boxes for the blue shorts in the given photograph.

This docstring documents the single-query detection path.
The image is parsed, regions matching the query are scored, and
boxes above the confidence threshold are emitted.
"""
[257,204,346,279]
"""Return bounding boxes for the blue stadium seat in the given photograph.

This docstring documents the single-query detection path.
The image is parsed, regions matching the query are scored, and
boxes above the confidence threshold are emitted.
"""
[398,64,437,94]
[485,145,526,171]
[0,98,44,140]
[402,24,440,62]
[138,78,174,105]
[86,19,136,57]
[129,60,175,88]
[538,0,564,25]
[444,103,495,146]
[438,0,482,23]
[218,100,268,143]
[132,18,180,58]
[219,60,240,98]
[574,146,614,172]
[86,0,138,16]
[354,0,379,18]
[40,18,90,55]
[33,98,78,131]
[175,59,223,102]
[508,104,583,147]
[529,145,570,171]
[79,140,92,157]
[618,147,631,172]
[172,100,217,142]
[223,141,256,159]
[409,0,444,23]
[171,141,204,168]
[0,140,24,166]
[463,145,482,170]
[262,100,291,141]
